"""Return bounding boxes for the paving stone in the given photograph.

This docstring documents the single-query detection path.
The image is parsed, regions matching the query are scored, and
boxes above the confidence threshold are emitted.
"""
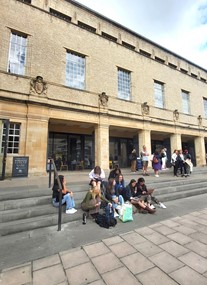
[102,236,124,246]
[150,225,176,235]
[135,226,155,236]
[91,252,122,274]
[83,242,110,258]
[108,241,137,258]
[133,240,163,257]
[173,225,197,235]
[190,211,203,216]
[188,216,207,226]
[178,252,207,274]
[137,266,178,285]
[120,231,147,245]
[199,226,207,234]
[189,232,207,245]
[149,251,184,273]
[65,262,100,285]
[160,219,180,228]
[60,248,89,269]
[0,264,32,285]
[33,264,66,285]
[102,266,142,285]
[170,265,207,285]
[178,218,201,230]
[33,254,60,271]
[185,240,207,257]
[159,241,189,257]
[121,252,154,274]
[167,232,194,245]
[143,231,170,245]
[88,280,106,285]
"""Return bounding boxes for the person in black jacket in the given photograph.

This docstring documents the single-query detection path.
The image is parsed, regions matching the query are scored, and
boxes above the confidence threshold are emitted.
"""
[124,179,155,214]
[136,177,166,209]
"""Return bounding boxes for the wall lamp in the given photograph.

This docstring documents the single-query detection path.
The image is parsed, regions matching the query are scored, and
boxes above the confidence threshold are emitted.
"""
[173,109,179,120]
[198,115,202,126]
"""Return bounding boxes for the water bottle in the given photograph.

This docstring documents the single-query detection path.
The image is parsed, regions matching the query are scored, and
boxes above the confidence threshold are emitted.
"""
[82,213,87,225]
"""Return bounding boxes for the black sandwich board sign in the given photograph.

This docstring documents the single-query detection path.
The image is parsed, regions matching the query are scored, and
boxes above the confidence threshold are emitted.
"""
[12,156,29,178]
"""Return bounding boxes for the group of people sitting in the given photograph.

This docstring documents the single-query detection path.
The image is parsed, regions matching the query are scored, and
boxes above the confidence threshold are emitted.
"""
[52,165,166,220]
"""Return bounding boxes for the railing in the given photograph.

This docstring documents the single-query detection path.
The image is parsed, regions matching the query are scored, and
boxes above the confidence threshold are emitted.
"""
[48,158,62,231]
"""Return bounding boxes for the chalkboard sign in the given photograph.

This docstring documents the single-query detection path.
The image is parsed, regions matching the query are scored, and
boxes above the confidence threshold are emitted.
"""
[12,156,29,177]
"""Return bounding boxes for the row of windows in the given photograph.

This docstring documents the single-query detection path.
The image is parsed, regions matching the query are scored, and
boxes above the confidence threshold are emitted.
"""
[6,32,207,117]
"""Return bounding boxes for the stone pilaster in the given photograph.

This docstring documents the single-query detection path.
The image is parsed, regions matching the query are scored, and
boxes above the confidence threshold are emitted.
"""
[138,129,151,155]
[170,133,182,154]
[194,136,206,166]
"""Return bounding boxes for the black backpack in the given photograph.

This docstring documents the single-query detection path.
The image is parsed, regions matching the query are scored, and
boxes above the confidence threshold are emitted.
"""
[95,213,117,229]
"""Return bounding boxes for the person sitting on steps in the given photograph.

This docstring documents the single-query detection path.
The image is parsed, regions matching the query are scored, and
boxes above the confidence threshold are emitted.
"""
[52,175,77,214]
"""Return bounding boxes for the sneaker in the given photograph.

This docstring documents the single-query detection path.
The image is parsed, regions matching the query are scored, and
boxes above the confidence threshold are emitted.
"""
[114,212,119,218]
[66,208,77,214]
[155,174,159,177]
[159,203,167,209]
[150,204,156,209]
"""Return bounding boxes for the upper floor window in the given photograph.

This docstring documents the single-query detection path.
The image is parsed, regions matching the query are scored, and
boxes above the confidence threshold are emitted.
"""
[1,123,21,154]
[7,32,27,75]
[66,51,85,90]
[182,90,190,114]
[154,81,164,108]
[118,68,131,100]
[203,98,207,118]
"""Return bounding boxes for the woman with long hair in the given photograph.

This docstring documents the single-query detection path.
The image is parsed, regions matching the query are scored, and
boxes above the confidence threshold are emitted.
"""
[52,175,77,214]
[89,165,105,189]
[105,178,124,217]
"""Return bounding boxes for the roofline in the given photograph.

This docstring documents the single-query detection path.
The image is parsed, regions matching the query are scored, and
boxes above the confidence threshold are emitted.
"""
[68,0,206,72]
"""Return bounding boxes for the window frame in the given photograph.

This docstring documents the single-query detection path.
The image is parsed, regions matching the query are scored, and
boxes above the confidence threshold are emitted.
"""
[7,31,27,75]
[1,123,21,154]
[65,50,86,90]
[182,90,190,114]
[117,67,131,101]
[203,98,207,118]
[154,80,165,108]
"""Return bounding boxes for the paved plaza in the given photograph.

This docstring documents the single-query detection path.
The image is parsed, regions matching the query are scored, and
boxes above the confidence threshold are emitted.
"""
[0,168,207,284]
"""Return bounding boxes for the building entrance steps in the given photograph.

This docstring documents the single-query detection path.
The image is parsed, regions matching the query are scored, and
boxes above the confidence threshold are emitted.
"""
[0,167,207,237]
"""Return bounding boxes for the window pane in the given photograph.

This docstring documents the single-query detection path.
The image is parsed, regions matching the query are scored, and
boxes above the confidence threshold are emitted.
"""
[66,52,85,89]
[118,68,131,100]
[182,91,190,114]
[8,33,27,75]
[204,98,207,118]
[154,81,164,108]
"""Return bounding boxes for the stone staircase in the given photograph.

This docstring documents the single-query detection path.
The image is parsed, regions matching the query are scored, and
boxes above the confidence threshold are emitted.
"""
[0,168,207,236]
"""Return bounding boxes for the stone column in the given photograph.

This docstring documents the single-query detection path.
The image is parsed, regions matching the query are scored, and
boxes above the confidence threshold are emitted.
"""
[194,136,206,166]
[94,121,109,170]
[170,133,182,154]
[138,129,151,155]
[25,106,49,175]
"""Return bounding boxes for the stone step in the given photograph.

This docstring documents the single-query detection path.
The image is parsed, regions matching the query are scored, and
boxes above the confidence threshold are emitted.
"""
[0,210,83,236]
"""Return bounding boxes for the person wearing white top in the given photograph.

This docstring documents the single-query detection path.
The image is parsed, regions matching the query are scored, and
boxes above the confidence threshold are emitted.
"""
[140,145,150,176]
[89,165,105,190]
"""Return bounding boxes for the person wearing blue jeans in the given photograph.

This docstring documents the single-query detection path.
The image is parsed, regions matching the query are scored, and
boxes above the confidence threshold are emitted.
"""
[52,175,77,214]
[105,178,124,217]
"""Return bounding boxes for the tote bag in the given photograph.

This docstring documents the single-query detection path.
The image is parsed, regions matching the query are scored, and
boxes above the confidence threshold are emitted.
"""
[119,203,133,222]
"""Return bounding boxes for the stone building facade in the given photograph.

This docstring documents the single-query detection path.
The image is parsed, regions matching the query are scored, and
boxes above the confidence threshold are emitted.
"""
[0,0,207,176]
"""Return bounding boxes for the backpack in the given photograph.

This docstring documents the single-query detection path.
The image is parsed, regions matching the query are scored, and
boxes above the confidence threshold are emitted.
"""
[153,156,158,163]
[95,213,117,229]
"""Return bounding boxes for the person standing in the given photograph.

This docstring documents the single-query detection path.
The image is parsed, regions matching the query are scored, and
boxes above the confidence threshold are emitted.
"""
[130,149,137,172]
[152,150,162,177]
[161,147,168,170]
[140,145,150,176]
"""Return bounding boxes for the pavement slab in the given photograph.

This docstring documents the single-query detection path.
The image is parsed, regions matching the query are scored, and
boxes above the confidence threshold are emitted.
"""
[170,266,207,285]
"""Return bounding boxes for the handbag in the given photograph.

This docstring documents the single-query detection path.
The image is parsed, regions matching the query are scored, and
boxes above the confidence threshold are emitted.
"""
[119,203,133,222]
[153,156,158,163]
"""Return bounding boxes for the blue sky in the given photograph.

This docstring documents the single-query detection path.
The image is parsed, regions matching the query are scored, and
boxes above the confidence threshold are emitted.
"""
[75,0,207,70]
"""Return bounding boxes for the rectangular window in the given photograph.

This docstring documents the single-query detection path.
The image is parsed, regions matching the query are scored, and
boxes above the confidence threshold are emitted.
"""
[204,98,207,118]
[118,68,131,100]
[182,90,190,114]
[1,123,21,154]
[66,51,85,89]
[7,32,27,75]
[154,81,164,108]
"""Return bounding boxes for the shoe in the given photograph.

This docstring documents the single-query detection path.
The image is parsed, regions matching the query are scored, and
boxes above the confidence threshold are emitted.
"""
[174,175,178,177]
[145,205,156,214]
[159,203,166,209]
[145,173,150,176]
[66,208,77,214]
[150,204,156,209]
[155,175,159,177]
[114,212,119,218]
